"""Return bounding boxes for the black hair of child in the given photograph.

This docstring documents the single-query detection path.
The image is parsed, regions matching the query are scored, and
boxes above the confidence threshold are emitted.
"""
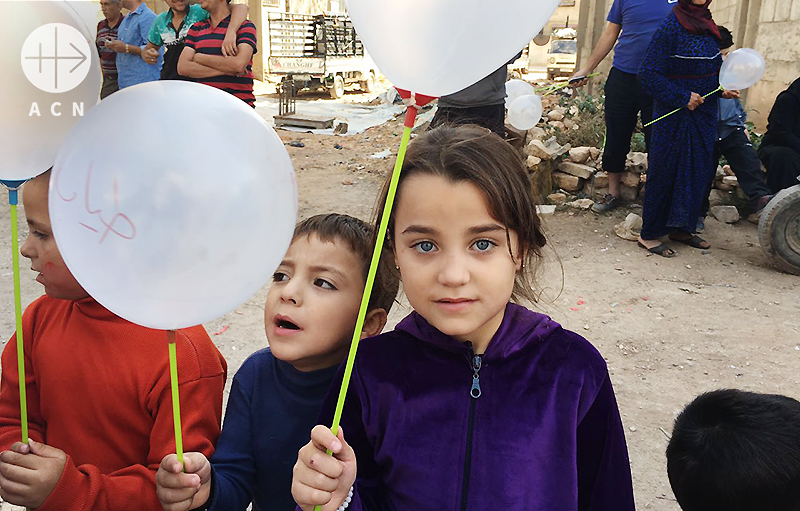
[293,213,399,314]
[717,25,734,50]
[667,388,800,511]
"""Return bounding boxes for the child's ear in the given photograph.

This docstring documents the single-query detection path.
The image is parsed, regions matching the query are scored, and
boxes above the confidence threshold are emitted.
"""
[360,308,388,339]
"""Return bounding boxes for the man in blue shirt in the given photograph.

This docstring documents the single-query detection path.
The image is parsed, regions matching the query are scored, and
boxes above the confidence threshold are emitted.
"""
[105,0,162,88]
[571,0,674,213]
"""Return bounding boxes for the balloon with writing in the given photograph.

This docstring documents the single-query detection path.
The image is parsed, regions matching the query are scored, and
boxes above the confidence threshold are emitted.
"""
[508,94,543,131]
[719,48,765,91]
[49,81,297,330]
[505,79,536,109]
[0,1,101,181]
[345,0,560,97]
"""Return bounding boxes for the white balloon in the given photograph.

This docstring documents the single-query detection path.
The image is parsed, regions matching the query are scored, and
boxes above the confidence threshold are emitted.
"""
[505,79,536,109]
[345,0,560,97]
[719,48,765,91]
[0,1,102,182]
[508,94,543,131]
[49,81,297,330]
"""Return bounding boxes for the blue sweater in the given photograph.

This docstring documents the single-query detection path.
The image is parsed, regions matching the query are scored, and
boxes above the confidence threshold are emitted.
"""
[205,348,339,511]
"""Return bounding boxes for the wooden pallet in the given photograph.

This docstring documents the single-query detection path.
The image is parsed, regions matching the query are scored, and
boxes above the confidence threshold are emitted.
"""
[274,113,334,129]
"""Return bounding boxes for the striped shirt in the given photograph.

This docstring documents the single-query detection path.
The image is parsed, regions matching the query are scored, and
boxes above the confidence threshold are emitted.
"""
[185,16,257,106]
[96,16,124,77]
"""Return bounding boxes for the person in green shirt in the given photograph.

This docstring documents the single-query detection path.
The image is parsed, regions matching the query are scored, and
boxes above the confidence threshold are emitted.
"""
[143,0,247,80]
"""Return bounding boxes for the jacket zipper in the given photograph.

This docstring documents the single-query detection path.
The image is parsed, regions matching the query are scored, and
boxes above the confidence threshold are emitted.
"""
[460,342,483,511]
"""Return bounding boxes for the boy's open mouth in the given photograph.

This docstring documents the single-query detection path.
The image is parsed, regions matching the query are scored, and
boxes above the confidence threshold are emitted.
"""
[275,315,301,330]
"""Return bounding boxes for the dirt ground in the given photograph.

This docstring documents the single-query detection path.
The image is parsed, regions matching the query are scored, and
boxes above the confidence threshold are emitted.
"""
[1,87,799,510]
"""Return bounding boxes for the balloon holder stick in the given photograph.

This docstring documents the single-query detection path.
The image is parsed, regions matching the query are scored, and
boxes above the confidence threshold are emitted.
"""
[643,86,722,128]
[167,330,184,467]
[313,90,435,511]
[3,181,29,445]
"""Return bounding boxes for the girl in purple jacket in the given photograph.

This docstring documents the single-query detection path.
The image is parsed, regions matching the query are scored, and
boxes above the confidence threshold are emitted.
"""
[292,125,636,511]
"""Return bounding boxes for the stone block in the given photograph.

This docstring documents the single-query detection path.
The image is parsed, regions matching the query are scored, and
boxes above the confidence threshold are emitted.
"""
[526,155,542,169]
[621,171,640,188]
[708,189,734,207]
[722,175,739,187]
[558,161,595,180]
[547,110,565,121]
[568,147,591,164]
[619,184,639,202]
[567,198,594,210]
[547,192,567,204]
[625,152,648,173]
[710,205,740,224]
[549,120,566,130]
[536,205,556,216]
[592,171,609,189]
[525,139,555,160]
[526,126,546,143]
[553,171,583,193]
[589,147,601,161]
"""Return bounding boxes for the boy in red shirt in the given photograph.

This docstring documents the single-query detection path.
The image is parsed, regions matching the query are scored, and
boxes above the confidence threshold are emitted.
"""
[0,170,227,510]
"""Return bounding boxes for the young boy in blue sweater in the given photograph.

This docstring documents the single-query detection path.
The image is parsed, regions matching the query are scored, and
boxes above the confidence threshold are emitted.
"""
[155,214,399,511]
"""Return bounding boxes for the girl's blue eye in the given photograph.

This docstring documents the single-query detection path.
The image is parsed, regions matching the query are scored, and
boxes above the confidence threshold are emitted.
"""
[273,272,289,283]
[473,239,495,252]
[314,278,336,290]
[414,241,435,253]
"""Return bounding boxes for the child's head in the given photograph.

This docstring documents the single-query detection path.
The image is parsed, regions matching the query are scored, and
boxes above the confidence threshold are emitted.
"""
[717,25,734,56]
[375,124,547,346]
[265,213,399,371]
[667,389,800,511]
[21,170,89,301]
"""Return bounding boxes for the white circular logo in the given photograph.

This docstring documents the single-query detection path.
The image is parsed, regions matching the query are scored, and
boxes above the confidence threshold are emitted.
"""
[21,23,92,93]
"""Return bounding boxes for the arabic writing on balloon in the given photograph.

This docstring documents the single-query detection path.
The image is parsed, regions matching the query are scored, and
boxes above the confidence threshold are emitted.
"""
[53,161,137,243]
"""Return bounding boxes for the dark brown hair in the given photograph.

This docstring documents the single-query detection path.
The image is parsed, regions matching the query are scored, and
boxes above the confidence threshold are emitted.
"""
[294,213,399,313]
[373,124,547,304]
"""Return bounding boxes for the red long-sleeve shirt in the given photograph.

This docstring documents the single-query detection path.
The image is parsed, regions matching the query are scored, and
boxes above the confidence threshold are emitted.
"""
[0,296,227,510]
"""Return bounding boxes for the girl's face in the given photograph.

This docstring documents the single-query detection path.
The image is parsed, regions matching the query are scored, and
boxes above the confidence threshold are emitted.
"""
[393,174,521,351]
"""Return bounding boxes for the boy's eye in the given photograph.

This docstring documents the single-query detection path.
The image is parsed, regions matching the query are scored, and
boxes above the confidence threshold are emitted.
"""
[33,231,48,240]
[314,278,336,290]
[472,239,496,252]
[413,241,436,253]
[272,271,289,283]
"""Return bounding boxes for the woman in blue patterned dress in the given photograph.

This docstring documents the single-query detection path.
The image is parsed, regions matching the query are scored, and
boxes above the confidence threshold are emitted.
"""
[637,0,735,256]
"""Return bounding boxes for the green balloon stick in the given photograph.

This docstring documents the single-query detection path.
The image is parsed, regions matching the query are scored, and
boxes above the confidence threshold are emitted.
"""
[8,188,29,444]
[643,86,722,128]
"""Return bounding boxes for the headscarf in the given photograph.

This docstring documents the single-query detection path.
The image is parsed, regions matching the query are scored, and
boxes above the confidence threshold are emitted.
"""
[673,0,721,41]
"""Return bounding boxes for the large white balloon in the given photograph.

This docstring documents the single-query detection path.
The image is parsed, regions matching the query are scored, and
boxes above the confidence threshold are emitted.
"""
[508,94,543,131]
[345,0,560,97]
[719,48,765,91]
[505,79,536,109]
[1,1,102,181]
[49,81,297,330]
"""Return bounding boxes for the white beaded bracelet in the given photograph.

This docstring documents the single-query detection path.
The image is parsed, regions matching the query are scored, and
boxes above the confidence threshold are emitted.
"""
[337,486,354,511]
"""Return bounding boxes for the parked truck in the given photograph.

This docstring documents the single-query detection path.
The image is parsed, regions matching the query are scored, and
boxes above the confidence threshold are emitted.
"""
[267,12,378,98]
[546,27,577,80]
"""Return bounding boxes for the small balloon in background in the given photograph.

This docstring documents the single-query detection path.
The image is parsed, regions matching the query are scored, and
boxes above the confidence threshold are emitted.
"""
[505,79,536,109]
[50,81,297,330]
[508,94,543,131]
[719,48,765,91]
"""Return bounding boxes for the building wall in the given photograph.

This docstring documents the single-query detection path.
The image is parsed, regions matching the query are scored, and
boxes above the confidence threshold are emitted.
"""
[712,0,800,130]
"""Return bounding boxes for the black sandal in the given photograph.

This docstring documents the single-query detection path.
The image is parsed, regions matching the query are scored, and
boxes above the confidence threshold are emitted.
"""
[668,234,710,249]
[638,241,676,258]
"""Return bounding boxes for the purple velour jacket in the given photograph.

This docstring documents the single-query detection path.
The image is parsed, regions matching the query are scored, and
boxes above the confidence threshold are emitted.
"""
[314,303,636,511]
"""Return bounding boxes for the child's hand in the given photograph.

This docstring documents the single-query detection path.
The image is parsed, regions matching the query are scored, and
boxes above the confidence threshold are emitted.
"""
[156,452,211,511]
[292,425,357,511]
[0,440,66,508]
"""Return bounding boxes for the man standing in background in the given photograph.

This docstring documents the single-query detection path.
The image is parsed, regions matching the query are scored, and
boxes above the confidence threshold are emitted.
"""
[96,0,124,98]
[571,0,675,213]
[106,0,162,88]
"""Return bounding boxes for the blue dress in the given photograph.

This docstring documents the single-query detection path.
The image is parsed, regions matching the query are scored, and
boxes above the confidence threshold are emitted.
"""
[638,13,721,238]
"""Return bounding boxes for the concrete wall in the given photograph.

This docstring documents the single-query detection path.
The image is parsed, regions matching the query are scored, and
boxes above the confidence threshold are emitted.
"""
[711,0,800,130]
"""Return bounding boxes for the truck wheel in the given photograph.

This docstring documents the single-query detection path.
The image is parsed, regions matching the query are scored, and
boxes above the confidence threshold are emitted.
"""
[758,184,800,275]
[361,72,375,93]
[330,75,345,99]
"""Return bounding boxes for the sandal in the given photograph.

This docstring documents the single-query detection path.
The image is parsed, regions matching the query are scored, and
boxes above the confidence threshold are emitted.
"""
[668,234,710,249]
[638,241,676,258]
